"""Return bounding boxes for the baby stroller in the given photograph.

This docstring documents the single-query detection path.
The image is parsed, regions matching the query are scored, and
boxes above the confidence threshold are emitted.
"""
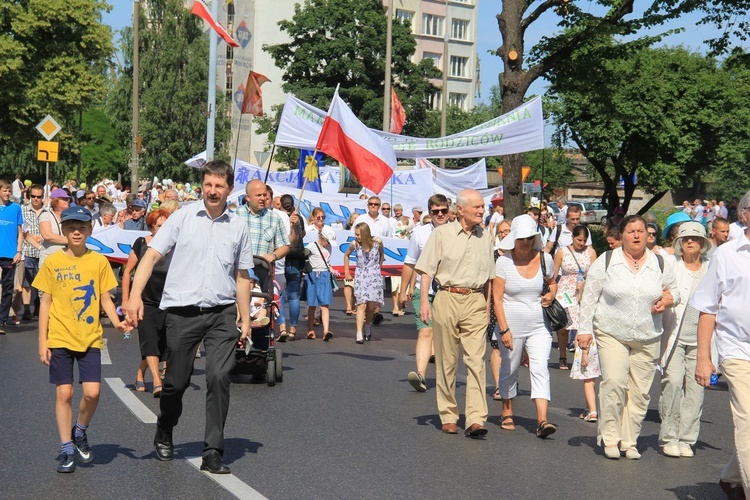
[230,256,283,386]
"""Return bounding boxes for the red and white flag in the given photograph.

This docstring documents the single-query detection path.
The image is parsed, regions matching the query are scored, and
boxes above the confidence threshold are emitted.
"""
[390,88,406,134]
[241,71,270,116]
[316,89,397,194]
[190,0,239,48]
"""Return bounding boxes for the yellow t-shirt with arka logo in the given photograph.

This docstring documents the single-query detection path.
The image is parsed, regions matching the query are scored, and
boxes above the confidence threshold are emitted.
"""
[33,249,118,352]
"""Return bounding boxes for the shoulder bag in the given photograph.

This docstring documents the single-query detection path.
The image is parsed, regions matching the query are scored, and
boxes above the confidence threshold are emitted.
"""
[539,251,568,332]
[314,242,339,292]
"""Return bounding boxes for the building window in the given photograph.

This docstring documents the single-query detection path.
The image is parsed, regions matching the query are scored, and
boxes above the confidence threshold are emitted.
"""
[423,51,441,69]
[227,1,235,29]
[449,92,467,110]
[226,64,233,92]
[395,9,415,32]
[451,19,470,41]
[449,56,468,77]
[422,14,444,37]
[427,92,442,110]
[226,45,234,60]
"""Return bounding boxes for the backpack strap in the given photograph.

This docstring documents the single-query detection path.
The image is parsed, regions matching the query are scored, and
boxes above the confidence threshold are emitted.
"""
[549,224,563,255]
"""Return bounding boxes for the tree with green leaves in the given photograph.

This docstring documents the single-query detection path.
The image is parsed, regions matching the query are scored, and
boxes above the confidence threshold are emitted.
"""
[0,0,113,179]
[107,0,231,184]
[547,44,718,215]
[261,0,440,166]
[491,0,739,217]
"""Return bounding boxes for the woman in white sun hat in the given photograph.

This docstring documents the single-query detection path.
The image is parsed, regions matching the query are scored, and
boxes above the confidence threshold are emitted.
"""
[493,214,559,438]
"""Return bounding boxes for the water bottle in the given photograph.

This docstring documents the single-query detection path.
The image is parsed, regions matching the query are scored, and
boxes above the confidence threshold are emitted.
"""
[577,270,585,283]
[710,373,719,386]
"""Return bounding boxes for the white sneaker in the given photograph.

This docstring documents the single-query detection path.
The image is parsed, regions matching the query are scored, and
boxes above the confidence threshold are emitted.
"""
[663,442,681,458]
[623,447,641,460]
[679,442,694,458]
[603,446,620,459]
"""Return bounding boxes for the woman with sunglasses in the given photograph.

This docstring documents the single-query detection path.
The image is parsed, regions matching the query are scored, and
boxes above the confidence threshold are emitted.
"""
[39,189,72,269]
[658,222,711,458]
[493,215,559,438]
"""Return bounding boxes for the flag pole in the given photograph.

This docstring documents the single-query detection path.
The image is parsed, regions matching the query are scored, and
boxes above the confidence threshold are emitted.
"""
[295,148,318,212]
[233,114,243,166]
[263,144,276,184]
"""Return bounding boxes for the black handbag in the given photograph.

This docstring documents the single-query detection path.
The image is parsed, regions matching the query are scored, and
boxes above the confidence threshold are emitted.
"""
[539,252,568,332]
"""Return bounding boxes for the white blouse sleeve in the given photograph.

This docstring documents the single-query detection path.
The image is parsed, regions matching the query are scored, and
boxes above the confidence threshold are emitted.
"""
[577,252,608,336]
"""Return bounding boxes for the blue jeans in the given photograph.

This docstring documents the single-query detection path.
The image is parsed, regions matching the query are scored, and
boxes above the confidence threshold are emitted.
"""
[284,266,302,328]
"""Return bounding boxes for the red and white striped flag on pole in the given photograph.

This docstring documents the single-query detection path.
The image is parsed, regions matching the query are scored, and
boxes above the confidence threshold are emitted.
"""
[241,71,270,116]
[316,89,397,194]
[190,0,239,48]
[390,88,406,134]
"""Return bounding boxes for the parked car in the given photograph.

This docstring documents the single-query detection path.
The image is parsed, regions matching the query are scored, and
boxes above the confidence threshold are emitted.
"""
[587,201,609,225]
[568,201,597,225]
[546,201,560,219]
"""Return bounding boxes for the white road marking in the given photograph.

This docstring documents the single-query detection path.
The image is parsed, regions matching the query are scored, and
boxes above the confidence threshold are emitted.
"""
[186,458,268,500]
[104,377,157,423]
[106,378,264,498]
[101,338,111,364]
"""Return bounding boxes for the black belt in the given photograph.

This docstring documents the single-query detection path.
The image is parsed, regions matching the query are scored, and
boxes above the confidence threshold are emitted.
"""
[168,303,234,314]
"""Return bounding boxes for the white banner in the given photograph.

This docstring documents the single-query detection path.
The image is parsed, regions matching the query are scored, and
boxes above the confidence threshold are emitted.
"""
[86,221,407,275]
[417,157,488,190]
[274,94,544,158]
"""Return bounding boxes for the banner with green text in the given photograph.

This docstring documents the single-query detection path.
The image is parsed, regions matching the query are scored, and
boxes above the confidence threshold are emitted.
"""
[275,94,544,159]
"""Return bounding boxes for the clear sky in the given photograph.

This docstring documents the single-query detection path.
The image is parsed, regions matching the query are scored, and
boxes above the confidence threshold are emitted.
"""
[103,1,737,105]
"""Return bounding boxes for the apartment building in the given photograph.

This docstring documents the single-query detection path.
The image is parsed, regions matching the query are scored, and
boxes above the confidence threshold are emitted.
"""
[209,0,480,163]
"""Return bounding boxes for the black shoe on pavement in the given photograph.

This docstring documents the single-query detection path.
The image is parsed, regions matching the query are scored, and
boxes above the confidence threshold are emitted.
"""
[372,313,384,325]
[0,323,5,335]
[57,451,76,473]
[154,426,174,461]
[200,450,230,474]
[72,427,93,463]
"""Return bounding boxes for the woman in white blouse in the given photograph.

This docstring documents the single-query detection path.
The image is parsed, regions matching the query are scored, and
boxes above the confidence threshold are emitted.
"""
[577,215,679,460]
[493,215,558,439]
[658,222,710,459]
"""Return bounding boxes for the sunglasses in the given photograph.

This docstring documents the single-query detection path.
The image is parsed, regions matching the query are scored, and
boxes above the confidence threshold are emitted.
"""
[30,195,43,199]
[431,208,449,215]
[647,232,657,237]
[382,207,391,210]
[315,215,326,220]
[368,202,380,206]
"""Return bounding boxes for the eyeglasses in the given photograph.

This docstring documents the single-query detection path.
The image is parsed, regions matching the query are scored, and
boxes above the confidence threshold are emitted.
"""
[85,196,95,200]
[382,207,391,211]
[368,202,380,206]
[431,208,449,215]
[647,232,657,237]
[314,215,325,220]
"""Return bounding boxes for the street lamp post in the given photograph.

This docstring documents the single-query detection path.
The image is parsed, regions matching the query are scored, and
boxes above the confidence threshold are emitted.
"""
[130,0,140,191]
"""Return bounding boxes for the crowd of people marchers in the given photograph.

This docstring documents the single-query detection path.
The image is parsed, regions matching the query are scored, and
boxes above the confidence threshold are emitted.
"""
[1,166,748,497]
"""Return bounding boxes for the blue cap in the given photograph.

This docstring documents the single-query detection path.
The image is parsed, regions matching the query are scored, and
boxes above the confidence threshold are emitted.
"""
[61,206,92,223]
[663,212,692,239]
[130,198,147,209]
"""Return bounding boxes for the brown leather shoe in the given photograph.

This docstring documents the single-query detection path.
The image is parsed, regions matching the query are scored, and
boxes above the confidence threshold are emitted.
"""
[465,423,488,438]
[441,423,458,434]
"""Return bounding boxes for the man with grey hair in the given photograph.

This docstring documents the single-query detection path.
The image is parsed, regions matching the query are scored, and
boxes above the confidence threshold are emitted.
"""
[416,189,494,438]
[556,196,569,225]
[728,191,749,241]
[163,189,178,202]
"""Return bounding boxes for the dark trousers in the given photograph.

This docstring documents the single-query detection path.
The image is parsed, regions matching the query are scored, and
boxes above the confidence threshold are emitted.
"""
[158,304,238,457]
[0,259,16,324]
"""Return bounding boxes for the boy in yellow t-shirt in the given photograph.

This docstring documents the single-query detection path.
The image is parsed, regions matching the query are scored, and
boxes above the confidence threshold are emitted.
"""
[33,206,131,473]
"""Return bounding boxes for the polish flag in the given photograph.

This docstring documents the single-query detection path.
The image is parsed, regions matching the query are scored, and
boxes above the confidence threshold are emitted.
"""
[390,88,406,134]
[190,0,239,48]
[241,71,270,116]
[316,90,396,194]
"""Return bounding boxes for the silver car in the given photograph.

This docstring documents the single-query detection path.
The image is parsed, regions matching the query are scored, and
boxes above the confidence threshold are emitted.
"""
[568,201,597,225]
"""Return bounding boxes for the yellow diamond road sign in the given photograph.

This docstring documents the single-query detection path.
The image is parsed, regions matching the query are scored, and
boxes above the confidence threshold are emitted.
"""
[36,115,61,141]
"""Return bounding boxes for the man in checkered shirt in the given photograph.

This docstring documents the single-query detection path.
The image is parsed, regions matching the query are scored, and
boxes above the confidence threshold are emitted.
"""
[236,180,290,266]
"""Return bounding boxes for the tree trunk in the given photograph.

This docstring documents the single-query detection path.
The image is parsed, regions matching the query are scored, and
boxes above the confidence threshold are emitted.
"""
[498,1,532,218]
[637,190,668,215]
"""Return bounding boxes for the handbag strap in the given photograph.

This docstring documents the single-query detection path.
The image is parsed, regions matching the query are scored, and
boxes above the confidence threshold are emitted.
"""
[539,251,550,295]
[567,246,584,274]
[314,242,332,273]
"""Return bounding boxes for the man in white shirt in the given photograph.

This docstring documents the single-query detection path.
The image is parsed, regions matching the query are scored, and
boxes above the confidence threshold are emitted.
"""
[399,194,449,393]
[544,205,592,254]
[556,197,569,226]
[412,206,424,228]
[360,196,392,238]
[11,174,24,203]
[718,201,729,219]
[692,190,750,498]
[728,204,747,241]
[124,160,254,474]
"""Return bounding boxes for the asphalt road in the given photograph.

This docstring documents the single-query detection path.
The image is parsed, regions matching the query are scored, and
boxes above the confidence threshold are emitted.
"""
[0,297,736,500]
